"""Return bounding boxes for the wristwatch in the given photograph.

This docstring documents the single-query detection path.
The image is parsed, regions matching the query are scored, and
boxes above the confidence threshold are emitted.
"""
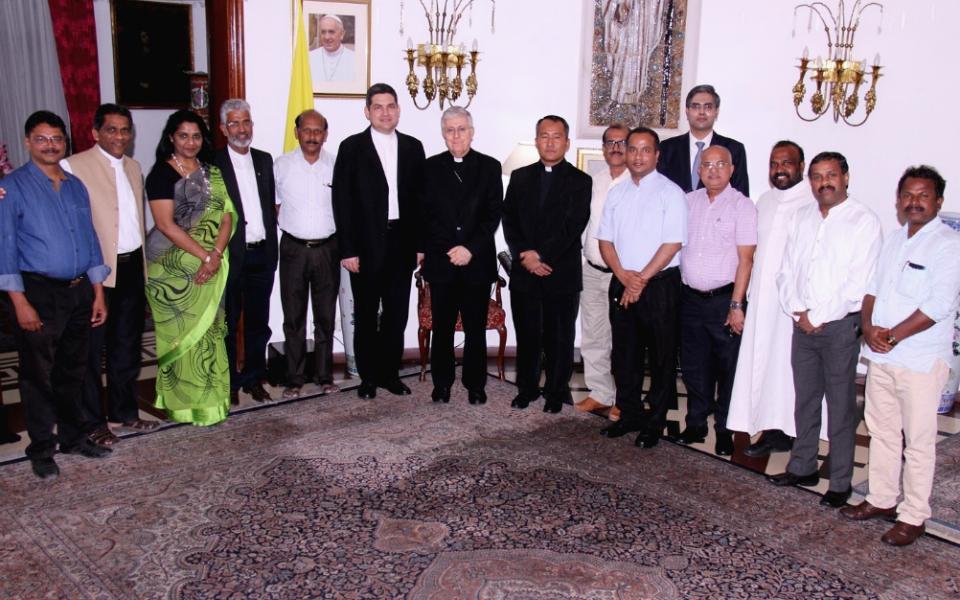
[887,334,899,347]
[729,301,744,310]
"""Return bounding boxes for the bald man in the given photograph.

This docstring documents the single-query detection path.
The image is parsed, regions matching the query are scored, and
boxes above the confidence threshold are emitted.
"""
[671,145,757,455]
[310,14,356,83]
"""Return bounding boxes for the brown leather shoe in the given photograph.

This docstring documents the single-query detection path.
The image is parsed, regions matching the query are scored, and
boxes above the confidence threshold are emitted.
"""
[881,521,925,546]
[244,383,272,402]
[608,406,621,422]
[575,396,611,417]
[840,501,897,521]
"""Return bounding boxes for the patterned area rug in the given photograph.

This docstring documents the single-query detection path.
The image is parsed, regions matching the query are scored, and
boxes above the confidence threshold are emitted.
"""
[1,376,958,599]
[930,431,960,528]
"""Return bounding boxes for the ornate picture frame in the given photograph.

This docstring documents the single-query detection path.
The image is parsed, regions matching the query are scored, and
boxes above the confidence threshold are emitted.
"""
[297,0,372,98]
[577,148,606,175]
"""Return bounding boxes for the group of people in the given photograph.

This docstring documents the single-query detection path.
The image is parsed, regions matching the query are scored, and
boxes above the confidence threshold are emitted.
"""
[0,82,956,549]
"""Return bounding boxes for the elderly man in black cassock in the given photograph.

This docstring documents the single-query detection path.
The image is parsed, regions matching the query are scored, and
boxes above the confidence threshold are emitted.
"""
[421,107,503,404]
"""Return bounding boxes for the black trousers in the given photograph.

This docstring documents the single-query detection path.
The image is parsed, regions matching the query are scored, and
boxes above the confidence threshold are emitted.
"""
[279,234,339,387]
[226,244,276,390]
[679,286,742,432]
[510,289,579,403]
[610,267,680,435]
[350,227,414,385]
[81,249,145,426]
[16,274,93,458]
[429,279,490,391]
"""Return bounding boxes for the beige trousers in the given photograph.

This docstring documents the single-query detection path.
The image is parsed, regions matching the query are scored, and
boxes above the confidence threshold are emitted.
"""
[580,263,616,406]
[864,359,948,526]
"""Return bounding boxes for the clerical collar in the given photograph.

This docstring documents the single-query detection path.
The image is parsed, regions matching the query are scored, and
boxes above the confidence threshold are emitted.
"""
[96,144,123,166]
[323,46,344,59]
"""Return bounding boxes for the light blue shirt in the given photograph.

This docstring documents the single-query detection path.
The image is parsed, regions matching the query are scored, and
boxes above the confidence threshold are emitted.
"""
[863,218,960,372]
[596,170,687,271]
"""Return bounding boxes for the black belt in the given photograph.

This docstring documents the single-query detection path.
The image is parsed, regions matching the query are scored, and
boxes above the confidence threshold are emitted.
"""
[587,260,612,274]
[386,219,401,231]
[23,272,88,288]
[649,266,679,281]
[116,247,142,263]
[284,232,334,248]
[246,240,266,250]
[683,282,734,298]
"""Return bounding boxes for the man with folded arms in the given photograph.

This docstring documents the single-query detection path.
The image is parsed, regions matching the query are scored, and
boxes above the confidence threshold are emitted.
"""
[597,126,686,448]
[840,165,960,546]
[671,146,756,455]
[768,152,881,508]
[0,111,112,478]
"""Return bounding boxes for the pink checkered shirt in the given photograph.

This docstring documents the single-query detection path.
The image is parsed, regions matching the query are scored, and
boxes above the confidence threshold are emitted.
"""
[680,184,757,291]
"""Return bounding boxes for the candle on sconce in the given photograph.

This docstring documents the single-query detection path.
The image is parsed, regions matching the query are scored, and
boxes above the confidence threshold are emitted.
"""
[802,46,809,60]
[873,52,881,67]
[472,38,478,52]
[407,37,413,51]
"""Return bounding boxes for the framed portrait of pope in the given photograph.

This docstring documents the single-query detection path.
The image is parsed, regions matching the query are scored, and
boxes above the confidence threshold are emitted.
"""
[298,0,371,97]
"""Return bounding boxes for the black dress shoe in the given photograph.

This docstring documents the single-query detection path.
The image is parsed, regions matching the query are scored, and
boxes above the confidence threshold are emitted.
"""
[0,430,21,444]
[31,456,59,479]
[820,487,852,508]
[600,421,642,438]
[230,388,240,406]
[431,386,451,403]
[543,400,562,414]
[468,389,487,405]
[510,394,532,409]
[243,383,272,402]
[60,438,112,459]
[380,380,412,396]
[744,431,794,457]
[714,431,735,456]
[670,425,708,445]
[767,471,819,487]
[358,382,377,399]
[635,434,660,449]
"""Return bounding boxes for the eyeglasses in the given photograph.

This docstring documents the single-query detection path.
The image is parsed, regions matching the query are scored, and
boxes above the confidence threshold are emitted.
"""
[700,161,730,170]
[31,135,65,145]
[602,140,627,149]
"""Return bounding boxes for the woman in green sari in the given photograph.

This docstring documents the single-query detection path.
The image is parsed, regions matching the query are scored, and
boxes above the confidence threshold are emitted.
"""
[145,110,237,425]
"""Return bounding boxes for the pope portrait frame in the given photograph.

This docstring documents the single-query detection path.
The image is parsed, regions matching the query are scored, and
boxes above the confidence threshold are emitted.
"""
[296,0,372,98]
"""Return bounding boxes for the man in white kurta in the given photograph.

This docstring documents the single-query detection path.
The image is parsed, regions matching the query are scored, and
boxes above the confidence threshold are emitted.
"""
[727,142,814,455]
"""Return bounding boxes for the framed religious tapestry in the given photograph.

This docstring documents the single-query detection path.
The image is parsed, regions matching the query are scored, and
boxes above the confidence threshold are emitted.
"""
[577,0,697,138]
[298,0,372,97]
[111,0,193,108]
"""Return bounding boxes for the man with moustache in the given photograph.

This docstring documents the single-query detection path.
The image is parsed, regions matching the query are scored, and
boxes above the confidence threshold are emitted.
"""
[62,104,155,445]
[841,166,960,546]
[310,14,355,83]
[502,115,591,413]
[728,141,815,457]
[422,107,502,404]
[0,111,112,478]
[333,83,426,399]
[213,99,278,404]
[769,152,882,508]
[275,110,340,400]
[576,123,630,419]
[671,146,756,455]
[596,126,687,448]
[658,84,749,196]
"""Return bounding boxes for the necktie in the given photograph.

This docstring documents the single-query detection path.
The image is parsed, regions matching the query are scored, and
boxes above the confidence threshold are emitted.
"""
[692,140,705,189]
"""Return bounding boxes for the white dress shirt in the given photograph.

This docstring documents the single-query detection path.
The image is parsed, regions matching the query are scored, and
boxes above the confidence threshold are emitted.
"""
[228,146,266,243]
[370,128,399,219]
[777,197,882,328]
[596,170,687,271]
[584,166,629,266]
[61,147,142,253]
[863,218,960,372]
[274,147,337,240]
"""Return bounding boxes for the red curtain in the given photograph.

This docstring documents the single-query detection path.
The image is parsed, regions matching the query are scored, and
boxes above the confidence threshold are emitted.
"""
[48,0,100,153]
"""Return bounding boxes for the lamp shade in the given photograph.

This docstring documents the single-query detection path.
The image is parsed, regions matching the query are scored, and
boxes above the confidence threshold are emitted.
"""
[501,142,540,176]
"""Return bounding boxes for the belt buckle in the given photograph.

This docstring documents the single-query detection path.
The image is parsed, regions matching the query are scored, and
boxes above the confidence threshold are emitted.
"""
[68,277,83,287]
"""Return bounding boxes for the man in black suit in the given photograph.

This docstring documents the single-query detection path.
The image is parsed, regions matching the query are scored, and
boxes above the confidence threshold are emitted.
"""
[423,107,502,405]
[657,84,749,196]
[213,99,278,404]
[502,115,591,413]
[332,83,426,399]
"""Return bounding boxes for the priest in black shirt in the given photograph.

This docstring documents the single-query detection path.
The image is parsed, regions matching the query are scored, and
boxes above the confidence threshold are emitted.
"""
[422,107,503,404]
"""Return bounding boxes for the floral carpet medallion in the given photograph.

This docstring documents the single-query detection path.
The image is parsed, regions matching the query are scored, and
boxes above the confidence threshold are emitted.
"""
[1,376,958,599]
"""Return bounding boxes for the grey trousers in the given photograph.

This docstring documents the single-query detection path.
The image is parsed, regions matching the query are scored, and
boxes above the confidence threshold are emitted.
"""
[787,312,861,492]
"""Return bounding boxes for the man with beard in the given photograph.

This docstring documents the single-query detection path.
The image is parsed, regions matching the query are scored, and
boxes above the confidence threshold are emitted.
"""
[728,141,815,457]
[576,123,630,418]
[841,166,960,546]
[213,99,278,404]
[769,152,882,508]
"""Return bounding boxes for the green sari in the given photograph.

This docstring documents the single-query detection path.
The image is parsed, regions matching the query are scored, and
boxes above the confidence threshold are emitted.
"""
[145,165,237,426]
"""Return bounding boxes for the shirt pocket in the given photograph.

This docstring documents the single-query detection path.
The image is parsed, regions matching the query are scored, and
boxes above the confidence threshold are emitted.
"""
[895,262,928,300]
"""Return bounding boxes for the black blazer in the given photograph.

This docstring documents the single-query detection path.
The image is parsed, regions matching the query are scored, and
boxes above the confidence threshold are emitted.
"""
[332,127,426,274]
[502,160,591,295]
[657,131,749,196]
[422,150,502,285]
[212,147,278,279]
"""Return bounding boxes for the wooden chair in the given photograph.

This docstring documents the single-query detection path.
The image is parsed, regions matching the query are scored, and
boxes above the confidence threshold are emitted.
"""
[415,270,507,382]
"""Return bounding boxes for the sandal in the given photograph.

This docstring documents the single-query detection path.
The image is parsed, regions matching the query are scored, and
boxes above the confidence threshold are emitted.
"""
[89,426,120,447]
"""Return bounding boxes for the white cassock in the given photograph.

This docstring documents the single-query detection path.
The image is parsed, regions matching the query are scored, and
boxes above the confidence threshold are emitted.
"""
[728,180,826,437]
[310,46,355,83]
